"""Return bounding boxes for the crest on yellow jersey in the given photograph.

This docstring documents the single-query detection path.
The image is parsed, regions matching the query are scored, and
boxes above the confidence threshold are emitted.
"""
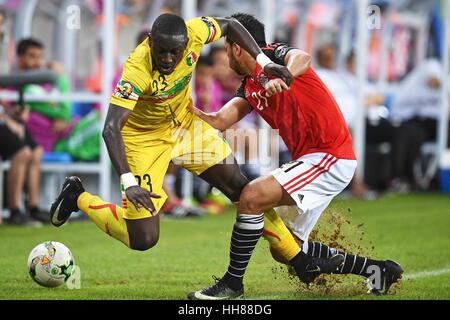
[186,51,198,67]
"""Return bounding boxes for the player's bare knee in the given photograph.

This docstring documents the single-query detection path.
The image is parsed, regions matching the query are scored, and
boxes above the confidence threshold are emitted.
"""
[238,185,263,214]
[130,233,159,251]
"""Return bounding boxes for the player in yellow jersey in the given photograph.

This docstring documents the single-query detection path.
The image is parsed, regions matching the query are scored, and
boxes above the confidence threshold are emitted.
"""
[50,13,301,299]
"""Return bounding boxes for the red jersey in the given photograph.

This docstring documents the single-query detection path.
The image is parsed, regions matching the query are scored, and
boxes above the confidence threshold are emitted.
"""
[236,43,356,160]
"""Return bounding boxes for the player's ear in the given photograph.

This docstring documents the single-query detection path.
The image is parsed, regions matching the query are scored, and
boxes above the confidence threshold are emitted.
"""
[233,43,241,56]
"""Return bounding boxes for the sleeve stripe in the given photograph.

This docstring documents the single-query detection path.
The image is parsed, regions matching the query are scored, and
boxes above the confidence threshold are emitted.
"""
[201,17,219,44]
[207,26,217,43]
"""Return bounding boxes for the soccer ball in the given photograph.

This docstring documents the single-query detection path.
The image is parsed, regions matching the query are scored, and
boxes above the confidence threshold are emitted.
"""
[27,241,75,288]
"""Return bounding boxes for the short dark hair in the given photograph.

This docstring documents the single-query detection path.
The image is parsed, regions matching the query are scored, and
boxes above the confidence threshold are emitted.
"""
[16,38,43,56]
[150,13,187,40]
[227,13,266,47]
[197,55,214,67]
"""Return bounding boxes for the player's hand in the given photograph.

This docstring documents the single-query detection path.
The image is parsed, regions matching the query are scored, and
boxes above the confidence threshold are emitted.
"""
[265,78,289,97]
[263,63,294,87]
[125,186,161,214]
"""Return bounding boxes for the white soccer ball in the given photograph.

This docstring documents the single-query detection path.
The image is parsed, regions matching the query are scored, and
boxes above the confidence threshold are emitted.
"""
[27,241,75,288]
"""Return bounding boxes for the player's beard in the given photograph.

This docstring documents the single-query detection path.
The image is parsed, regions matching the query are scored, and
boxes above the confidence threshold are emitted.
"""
[230,58,246,76]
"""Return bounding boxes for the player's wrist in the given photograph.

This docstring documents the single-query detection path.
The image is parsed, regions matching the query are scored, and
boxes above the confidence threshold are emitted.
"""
[121,172,138,190]
[257,53,273,69]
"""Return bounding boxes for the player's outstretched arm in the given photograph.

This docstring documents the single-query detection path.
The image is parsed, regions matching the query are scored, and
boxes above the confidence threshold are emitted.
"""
[284,49,311,77]
[193,97,251,132]
[102,104,161,213]
[214,17,293,86]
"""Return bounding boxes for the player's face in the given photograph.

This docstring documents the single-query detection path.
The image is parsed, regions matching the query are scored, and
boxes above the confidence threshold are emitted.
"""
[20,47,44,70]
[150,34,187,75]
[224,40,245,76]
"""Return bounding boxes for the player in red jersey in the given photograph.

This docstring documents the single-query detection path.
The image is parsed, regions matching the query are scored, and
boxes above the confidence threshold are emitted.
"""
[189,13,402,299]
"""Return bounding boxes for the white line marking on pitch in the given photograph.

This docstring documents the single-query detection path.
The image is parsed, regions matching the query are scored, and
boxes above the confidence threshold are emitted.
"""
[403,267,450,280]
[247,267,450,300]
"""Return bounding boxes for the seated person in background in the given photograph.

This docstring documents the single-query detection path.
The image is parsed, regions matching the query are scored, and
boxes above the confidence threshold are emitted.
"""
[0,8,11,74]
[390,58,450,187]
[316,44,423,193]
[343,51,425,193]
[15,38,75,153]
[0,100,46,225]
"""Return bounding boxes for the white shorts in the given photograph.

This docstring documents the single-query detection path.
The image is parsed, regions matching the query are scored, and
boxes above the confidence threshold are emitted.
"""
[271,153,356,243]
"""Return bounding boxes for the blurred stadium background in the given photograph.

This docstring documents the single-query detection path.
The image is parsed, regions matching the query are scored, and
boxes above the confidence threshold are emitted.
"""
[0,0,449,300]
[0,0,450,212]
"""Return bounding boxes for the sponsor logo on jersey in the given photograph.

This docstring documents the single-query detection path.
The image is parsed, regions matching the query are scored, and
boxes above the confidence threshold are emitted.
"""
[113,81,141,101]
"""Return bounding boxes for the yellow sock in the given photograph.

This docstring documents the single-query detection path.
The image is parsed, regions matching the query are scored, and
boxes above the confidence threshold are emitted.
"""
[77,192,130,248]
[263,208,301,261]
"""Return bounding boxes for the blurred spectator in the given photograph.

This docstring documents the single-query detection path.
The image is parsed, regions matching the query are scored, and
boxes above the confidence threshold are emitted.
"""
[210,46,241,105]
[390,58,450,145]
[345,51,425,192]
[17,38,101,161]
[316,44,424,194]
[16,38,75,153]
[117,0,153,61]
[390,58,450,189]
[195,55,222,113]
[112,29,150,87]
[0,101,44,226]
[0,8,9,74]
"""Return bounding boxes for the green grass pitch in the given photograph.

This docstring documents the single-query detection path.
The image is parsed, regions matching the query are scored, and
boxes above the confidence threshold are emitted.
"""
[0,193,449,300]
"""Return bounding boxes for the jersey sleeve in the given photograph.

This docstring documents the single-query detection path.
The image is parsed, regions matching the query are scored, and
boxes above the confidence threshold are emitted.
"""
[263,43,296,66]
[186,17,222,45]
[110,56,149,111]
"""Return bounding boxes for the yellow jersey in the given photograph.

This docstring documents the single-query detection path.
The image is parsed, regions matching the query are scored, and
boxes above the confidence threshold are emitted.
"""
[111,17,222,130]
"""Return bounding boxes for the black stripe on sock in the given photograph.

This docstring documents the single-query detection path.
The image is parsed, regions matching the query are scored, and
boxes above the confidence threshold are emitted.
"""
[224,219,263,290]
[307,241,384,278]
